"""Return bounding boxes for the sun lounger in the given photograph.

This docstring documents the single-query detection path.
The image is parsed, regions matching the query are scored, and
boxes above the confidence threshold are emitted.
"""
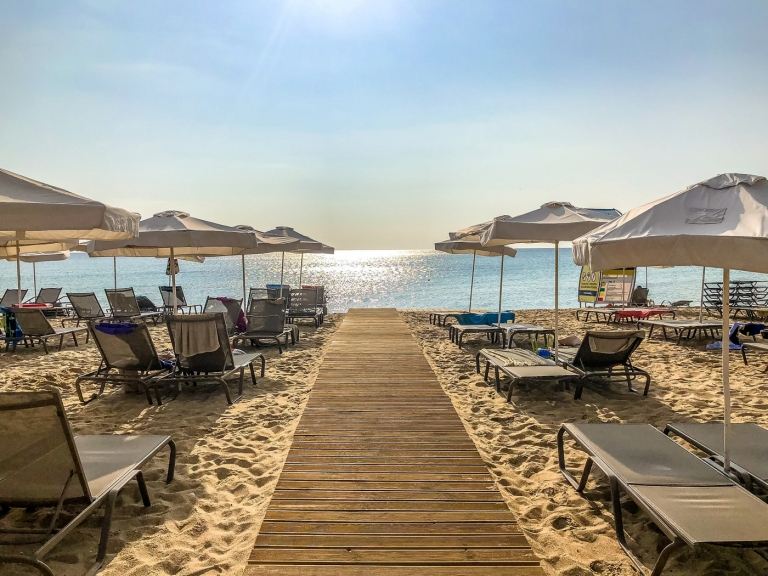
[76,321,173,405]
[494,323,556,350]
[638,319,722,343]
[286,288,324,327]
[558,422,768,575]
[449,323,503,348]
[428,310,467,326]
[576,306,675,324]
[665,422,768,493]
[475,348,579,401]
[65,292,107,326]
[302,284,328,315]
[10,307,89,354]
[203,296,244,335]
[26,287,62,306]
[0,289,28,308]
[105,288,163,324]
[0,390,175,576]
[233,298,293,353]
[741,341,768,371]
[166,313,264,404]
[557,330,650,399]
[159,285,202,314]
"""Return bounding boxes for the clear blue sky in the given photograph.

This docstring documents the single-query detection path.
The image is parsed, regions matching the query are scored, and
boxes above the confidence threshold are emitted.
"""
[2,1,767,248]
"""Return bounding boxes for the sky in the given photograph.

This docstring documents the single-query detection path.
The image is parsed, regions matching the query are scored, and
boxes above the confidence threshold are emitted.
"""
[2,0,768,249]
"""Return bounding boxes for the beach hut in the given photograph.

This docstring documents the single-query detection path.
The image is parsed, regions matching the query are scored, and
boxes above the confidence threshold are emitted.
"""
[434,239,516,313]
[477,202,621,358]
[87,211,259,312]
[0,167,139,304]
[572,173,768,471]
[261,226,332,286]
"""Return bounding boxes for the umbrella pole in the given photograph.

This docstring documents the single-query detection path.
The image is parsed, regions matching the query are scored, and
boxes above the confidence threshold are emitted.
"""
[280,252,285,286]
[242,254,247,310]
[113,257,117,290]
[33,261,37,299]
[468,251,476,313]
[171,247,178,315]
[554,241,559,361]
[497,254,504,326]
[722,268,731,473]
[299,253,304,286]
[699,267,706,323]
[15,240,21,306]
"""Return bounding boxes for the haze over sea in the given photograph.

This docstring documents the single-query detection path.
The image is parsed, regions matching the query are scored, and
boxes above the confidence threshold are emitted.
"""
[3,249,767,313]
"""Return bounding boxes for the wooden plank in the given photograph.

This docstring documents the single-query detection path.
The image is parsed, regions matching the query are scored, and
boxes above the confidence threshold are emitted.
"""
[248,309,541,574]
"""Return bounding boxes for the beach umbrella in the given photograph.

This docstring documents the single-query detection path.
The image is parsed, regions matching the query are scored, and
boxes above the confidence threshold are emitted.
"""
[235,225,301,306]
[476,203,621,359]
[88,210,258,312]
[0,167,139,304]
[434,239,516,312]
[572,173,768,472]
[4,251,70,298]
[261,226,328,286]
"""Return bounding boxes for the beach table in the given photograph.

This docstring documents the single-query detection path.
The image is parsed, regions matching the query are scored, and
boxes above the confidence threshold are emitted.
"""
[493,323,556,350]
[449,323,503,348]
[639,319,722,343]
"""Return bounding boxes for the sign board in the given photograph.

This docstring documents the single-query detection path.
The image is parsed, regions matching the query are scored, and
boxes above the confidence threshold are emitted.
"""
[578,265,600,303]
[598,268,636,304]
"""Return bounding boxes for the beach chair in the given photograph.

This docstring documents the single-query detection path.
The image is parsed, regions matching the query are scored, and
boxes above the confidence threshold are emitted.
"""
[558,422,768,575]
[0,289,28,308]
[26,287,62,306]
[0,389,175,576]
[741,341,768,371]
[203,297,243,335]
[558,330,650,399]
[630,285,653,306]
[233,298,293,353]
[665,422,768,493]
[166,313,265,404]
[247,291,299,343]
[286,288,323,327]
[302,284,328,314]
[75,321,173,405]
[11,308,89,354]
[159,285,201,314]
[105,288,164,324]
[474,348,580,401]
[65,292,107,326]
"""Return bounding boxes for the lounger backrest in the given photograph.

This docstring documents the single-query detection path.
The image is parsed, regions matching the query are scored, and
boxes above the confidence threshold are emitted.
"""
[203,297,243,335]
[105,288,140,317]
[573,330,645,370]
[289,288,318,312]
[266,284,290,300]
[631,286,650,306]
[247,288,269,311]
[302,285,325,305]
[247,298,286,332]
[159,285,188,308]
[36,287,62,305]
[12,308,55,336]
[166,313,233,373]
[0,289,28,308]
[0,390,91,505]
[66,292,106,321]
[90,322,163,372]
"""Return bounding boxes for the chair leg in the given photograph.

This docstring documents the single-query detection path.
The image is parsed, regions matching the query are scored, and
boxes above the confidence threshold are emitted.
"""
[557,427,594,492]
[166,440,177,483]
[249,361,258,385]
[135,471,151,507]
[0,556,55,576]
[92,489,120,575]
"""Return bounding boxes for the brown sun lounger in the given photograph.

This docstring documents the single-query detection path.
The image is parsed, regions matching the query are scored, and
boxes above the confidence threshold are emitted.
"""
[64,292,107,326]
[558,422,768,576]
[0,390,175,576]
[665,422,768,493]
[75,321,172,405]
[0,289,28,308]
[557,330,650,399]
[233,297,293,353]
[159,285,201,314]
[203,296,243,335]
[166,313,264,404]
[105,288,163,324]
[11,307,89,354]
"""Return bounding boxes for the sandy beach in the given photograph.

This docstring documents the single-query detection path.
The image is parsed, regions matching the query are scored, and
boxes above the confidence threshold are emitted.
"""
[404,309,768,576]
[0,315,340,576]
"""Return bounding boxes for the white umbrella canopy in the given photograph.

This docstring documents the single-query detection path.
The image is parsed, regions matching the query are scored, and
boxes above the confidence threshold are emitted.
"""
[435,239,516,313]
[0,167,139,304]
[572,173,768,473]
[88,210,260,312]
[235,225,302,305]
[261,226,333,286]
[477,202,621,359]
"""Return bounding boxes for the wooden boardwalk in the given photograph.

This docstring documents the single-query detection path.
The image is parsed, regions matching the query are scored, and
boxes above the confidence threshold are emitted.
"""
[246,308,543,576]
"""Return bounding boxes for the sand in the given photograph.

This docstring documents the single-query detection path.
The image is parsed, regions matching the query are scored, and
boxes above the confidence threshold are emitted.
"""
[403,309,768,576]
[0,315,339,576]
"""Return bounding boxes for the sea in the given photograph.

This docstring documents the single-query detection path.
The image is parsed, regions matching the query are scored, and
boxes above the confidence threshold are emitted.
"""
[2,249,766,313]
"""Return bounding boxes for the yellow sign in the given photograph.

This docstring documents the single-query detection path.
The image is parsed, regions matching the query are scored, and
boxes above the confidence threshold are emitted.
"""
[578,265,600,303]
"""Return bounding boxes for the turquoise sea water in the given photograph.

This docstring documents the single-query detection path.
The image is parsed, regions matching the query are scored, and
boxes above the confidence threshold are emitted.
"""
[1,249,766,313]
